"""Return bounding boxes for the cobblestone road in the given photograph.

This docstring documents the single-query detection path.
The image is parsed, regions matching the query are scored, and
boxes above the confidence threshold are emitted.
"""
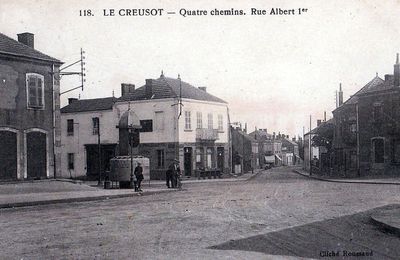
[1,167,400,259]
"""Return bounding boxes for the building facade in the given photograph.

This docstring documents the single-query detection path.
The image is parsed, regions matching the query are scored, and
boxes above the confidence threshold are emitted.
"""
[60,74,230,180]
[231,125,259,174]
[333,54,400,176]
[0,32,62,180]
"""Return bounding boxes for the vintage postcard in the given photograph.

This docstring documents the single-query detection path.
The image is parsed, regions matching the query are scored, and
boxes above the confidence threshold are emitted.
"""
[0,0,400,259]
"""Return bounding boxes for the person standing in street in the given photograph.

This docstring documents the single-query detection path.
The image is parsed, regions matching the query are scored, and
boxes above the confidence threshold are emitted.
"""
[166,168,172,188]
[134,162,144,192]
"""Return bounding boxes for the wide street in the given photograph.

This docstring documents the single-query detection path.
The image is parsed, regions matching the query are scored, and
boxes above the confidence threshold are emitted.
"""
[1,167,400,259]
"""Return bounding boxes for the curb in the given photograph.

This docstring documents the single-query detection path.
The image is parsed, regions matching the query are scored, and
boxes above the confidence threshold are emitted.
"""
[245,170,265,181]
[370,215,400,237]
[0,189,176,209]
[292,169,400,185]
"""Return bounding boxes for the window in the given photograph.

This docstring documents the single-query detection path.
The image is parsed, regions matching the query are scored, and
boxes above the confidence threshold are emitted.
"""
[196,147,203,164]
[349,123,357,133]
[218,114,223,131]
[373,103,383,122]
[155,111,164,130]
[207,113,213,129]
[372,138,384,163]
[68,153,74,170]
[92,117,99,135]
[26,73,44,109]
[157,149,165,168]
[185,111,191,130]
[140,120,153,132]
[196,112,202,129]
[67,119,74,136]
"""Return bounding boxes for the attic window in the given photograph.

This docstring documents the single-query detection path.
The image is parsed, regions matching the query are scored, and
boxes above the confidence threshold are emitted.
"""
[26,73,44,109]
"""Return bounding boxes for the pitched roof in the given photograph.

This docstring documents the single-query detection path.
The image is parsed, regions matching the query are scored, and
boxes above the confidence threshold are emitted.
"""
[0,32,61,63]
[61,97,117,113]
[248,129,273,140]
[118,75,227,103]
[305,118,334,135]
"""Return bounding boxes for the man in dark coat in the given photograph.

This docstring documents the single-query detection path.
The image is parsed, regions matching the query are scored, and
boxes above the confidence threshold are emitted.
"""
[166,168,172,188]
[134,163,144,192]
[169,159,181,188]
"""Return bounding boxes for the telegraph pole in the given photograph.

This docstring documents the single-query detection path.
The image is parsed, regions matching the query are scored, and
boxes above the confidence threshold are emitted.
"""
[96,117,102,186]
[309,115,312,176]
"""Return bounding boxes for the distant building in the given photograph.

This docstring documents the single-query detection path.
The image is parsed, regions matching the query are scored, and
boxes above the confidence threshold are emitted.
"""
[0,32,62,180]
[281,137,300,166]
[249,129,283,167]
[231,124,259,174]
[332,54,400,176]
[60,73,230,179]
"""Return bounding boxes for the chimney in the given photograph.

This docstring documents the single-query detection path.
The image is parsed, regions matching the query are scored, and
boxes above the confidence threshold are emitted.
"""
[17,33,34,48]
[68,98,78,104]
[324,111,326,122]
[198,86,207,92]
[338,83,343,106]
[287,135,289,139]
[394,53,400,87]
[121,83,135,97]
[317,119,322,126]
[273,132,276,140]
[244,123,247,133]
[292,137,296,142]
[145,79,153,98]
[385,74,393,81]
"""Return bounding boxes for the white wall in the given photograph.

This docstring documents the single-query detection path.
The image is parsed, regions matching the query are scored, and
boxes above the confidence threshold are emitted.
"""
[178,98,229,144]
[115,99,178,143]
[60,109,117,178]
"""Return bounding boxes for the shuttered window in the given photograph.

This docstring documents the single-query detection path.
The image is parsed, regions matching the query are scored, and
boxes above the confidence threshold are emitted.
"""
[26,73,44,109]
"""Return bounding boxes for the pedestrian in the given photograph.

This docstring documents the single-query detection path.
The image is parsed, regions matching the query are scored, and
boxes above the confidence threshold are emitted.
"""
[134,162,144,192]
[166,168,172,188]
[168,159,181,188]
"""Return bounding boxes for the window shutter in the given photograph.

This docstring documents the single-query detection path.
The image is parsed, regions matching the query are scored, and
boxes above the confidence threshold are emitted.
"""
[37,77,43,106]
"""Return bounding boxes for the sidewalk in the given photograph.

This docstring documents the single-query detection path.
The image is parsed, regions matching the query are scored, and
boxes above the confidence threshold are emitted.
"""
[0,170,262,209]
[370,205,400,237]
[292,168,400,185]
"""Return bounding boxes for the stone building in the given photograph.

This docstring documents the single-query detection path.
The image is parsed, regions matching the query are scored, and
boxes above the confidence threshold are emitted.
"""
[60,73,230,179]
[231,124,259,174]
[249,129,282,167]
[0,32,62,180]
[332,54,400,176]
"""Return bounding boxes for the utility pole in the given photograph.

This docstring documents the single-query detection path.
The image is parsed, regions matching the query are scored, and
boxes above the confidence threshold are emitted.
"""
[96,117,102,186]
[58,48,86,95]
[309,115,312,176]
[356,103,360,176]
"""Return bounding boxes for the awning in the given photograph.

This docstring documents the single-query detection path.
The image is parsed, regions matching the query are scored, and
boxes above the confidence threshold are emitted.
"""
[264,155,275,163]
[275,154,282,161]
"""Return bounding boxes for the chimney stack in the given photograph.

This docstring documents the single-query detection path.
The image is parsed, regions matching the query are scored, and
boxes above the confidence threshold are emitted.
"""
[68,98,78,104]
[338,83,343,106]
[324,111,326,122]
[394,53,400,87]
[317,119,322,126]
[121,83,135,97]
[244,123,247,133]
[145,79,153,98]
[198,86,207,92]
[17,33,34,48]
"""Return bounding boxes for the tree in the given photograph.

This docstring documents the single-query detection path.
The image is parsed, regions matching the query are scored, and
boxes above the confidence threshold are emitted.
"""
[312,122,334,152]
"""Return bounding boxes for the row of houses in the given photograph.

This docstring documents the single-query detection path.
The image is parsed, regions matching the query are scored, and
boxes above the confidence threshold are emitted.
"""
[0,31,301,181]
[231,124,301,174]
[305,54,400,177]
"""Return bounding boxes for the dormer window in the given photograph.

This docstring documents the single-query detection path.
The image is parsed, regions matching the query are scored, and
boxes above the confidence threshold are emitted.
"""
[26,73,44,109]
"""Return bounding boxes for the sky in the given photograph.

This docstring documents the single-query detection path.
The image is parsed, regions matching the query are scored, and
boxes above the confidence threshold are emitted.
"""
[1,0,400,138]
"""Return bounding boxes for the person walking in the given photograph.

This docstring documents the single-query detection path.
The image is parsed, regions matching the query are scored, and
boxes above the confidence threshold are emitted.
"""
[134,162,144,192]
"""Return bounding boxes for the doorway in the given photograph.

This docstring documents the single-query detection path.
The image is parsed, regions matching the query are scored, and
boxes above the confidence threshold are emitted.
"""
[27,131,47,179]
[217,147,224,171]
[0,130,17,180]
[184,147,192,176]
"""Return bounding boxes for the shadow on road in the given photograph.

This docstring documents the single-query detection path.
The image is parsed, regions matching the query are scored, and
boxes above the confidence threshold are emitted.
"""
[209,205,400,259]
